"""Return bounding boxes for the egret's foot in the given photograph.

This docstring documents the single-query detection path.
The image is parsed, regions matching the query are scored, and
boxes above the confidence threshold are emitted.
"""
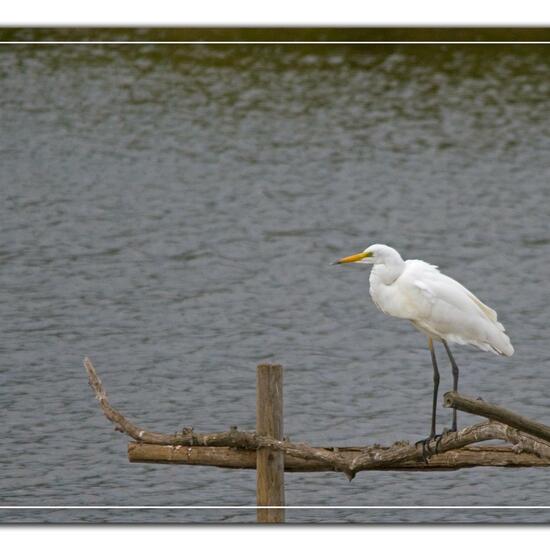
[416,431,449,461]
[433,428,451,453]
[415,434,439,462]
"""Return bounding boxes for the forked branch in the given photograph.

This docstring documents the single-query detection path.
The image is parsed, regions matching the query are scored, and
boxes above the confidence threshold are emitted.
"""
[84,357,550,479]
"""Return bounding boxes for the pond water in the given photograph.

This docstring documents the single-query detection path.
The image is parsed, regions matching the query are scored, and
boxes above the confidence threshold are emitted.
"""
[1,33,550,523]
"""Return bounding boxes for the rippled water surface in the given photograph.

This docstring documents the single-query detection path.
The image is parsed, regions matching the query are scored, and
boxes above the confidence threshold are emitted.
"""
[1,37,550,523]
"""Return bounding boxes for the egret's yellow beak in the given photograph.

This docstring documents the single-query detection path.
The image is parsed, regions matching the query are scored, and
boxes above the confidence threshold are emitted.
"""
[332,251,371,265]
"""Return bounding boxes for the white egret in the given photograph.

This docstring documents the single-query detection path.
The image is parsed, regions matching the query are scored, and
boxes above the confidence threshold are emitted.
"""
[333,244,513,446]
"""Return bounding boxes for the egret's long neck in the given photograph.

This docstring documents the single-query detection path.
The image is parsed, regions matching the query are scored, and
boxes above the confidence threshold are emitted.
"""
[371,254,405,285]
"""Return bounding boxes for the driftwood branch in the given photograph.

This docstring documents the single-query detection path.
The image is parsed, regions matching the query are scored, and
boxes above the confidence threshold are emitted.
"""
[128,442,550,471]
[84,357,348,473]
[84,357,550,479]
[349,419,550,474]
[444,391,550,444]
[85,356,257,447]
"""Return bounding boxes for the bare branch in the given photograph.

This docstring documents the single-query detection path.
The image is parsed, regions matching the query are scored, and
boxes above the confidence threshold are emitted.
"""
[84,357,550,479]
[84,357,348,473]
[84,357,257,447]
[349,421,501,474]
[444,391,550,444]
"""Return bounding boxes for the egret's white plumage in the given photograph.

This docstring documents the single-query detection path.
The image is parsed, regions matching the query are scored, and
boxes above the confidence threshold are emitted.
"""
[335,243,513,356]
[333,243,513,439]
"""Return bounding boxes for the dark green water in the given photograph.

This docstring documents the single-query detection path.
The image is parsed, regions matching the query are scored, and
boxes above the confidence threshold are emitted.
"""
[1,34,550,523]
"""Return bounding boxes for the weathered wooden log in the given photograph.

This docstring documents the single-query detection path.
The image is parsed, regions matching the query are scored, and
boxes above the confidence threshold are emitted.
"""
[350,420,511,474]
[84,357,349,473]
[84,357,550,479]
[127,442,550,470]
[444,391,550,444]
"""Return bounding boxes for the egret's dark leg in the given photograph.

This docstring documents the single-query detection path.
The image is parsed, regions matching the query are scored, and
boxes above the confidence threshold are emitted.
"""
[428,337,440,439]
[442,339,459,432]
[418,338,441,460]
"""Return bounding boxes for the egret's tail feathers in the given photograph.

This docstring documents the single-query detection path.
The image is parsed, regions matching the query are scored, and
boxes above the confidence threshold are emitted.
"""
[481,325,514,357]
[493,337,514,357]
[448,321,514,356]
[458,338,513,356]
[468,293,514,356]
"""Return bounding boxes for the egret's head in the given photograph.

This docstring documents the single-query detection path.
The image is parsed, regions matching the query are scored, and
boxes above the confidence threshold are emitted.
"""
[332,244,401,266]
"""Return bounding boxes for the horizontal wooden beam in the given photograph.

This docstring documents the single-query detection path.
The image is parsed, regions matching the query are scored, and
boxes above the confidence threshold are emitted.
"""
[128,442,550,471]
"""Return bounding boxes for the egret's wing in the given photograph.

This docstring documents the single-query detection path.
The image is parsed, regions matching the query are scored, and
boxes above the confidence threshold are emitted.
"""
[459,284,502,327]
[423,272,503,328]
[413,279,436,301]
[402,260,513,356]
[406,261,499,323]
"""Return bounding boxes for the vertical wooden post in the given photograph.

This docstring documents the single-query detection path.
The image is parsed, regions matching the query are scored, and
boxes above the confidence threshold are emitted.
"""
[256,363,285,523]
